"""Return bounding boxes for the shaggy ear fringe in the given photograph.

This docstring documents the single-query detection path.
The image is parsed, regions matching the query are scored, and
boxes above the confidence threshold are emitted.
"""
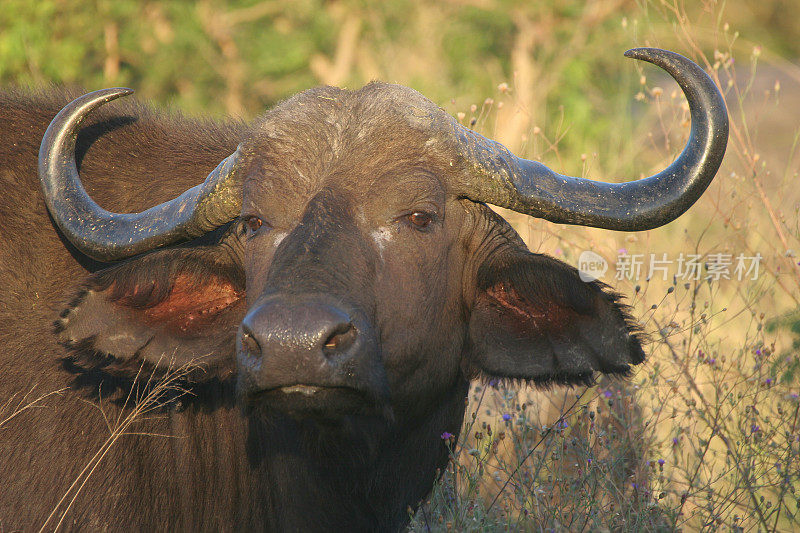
[596,287,648,365]
[59,334,234,380]
[473,370,596,390]
[60,347,237,412]
[471,361,640,392]
[58,334,236,411]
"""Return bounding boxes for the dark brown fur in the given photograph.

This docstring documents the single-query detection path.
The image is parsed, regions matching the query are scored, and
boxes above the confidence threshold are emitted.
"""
[0,85,644,531]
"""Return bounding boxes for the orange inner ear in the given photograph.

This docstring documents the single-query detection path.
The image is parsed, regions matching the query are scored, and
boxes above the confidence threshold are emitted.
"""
[140,274,243,334]
[485,282,578,333]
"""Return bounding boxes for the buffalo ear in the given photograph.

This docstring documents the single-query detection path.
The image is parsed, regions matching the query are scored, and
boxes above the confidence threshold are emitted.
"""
[56,247,245,371]
[467,250,644,386]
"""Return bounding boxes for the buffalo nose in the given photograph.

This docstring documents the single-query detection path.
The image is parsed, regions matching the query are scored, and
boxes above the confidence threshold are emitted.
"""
[240,304,357,360]
[237,297,369,393]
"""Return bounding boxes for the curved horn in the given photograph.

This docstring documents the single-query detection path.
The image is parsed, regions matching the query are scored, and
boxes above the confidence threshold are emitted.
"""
[452,48,728,230]
[39,88,243,262]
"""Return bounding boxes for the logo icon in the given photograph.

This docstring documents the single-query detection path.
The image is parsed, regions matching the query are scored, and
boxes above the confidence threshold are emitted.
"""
[578,250,608,282]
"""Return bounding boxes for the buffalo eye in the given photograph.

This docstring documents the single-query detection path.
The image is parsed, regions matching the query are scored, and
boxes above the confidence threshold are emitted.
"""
[244,216,264,235]
[405,211,434,230]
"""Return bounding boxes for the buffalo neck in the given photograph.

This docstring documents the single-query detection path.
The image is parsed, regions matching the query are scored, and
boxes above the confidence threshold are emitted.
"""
[157,378,469,530]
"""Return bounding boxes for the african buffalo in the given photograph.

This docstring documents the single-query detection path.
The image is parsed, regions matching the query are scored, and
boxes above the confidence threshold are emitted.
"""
[0,48,727,530]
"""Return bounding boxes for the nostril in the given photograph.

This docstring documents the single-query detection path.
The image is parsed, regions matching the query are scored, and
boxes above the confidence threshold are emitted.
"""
[322,322,357,356]
[240,327,262,360]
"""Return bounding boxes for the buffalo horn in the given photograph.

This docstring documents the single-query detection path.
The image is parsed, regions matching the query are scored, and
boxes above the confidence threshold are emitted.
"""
[452,48,728,230]
[38,88,242,262]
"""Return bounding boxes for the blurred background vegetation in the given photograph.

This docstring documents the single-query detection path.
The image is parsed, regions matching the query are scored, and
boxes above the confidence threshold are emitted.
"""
[0,1,794,113]
[1,0,798,178]
[3,0,800,530]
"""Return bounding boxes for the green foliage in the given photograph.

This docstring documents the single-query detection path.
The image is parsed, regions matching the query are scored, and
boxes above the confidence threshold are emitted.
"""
[1,0,790,163]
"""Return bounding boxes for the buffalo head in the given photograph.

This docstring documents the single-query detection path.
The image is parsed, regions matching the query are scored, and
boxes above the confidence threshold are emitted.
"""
[42,49,727,424]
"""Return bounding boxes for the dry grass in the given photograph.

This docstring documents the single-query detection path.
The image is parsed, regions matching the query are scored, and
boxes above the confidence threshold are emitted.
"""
[411,1,800,531]
[37,356,202,532]
[0,386,66,432]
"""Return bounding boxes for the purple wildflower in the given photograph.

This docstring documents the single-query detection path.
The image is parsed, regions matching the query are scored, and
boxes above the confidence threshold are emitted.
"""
[751,424,760,434]
[672,437,679,445]
[658,459,666,467]
[440,432,454,440]
[603,390,613,399]
[502,414,512,422]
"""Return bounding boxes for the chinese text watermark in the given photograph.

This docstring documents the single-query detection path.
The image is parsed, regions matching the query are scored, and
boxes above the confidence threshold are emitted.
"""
[577,251,763,282]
